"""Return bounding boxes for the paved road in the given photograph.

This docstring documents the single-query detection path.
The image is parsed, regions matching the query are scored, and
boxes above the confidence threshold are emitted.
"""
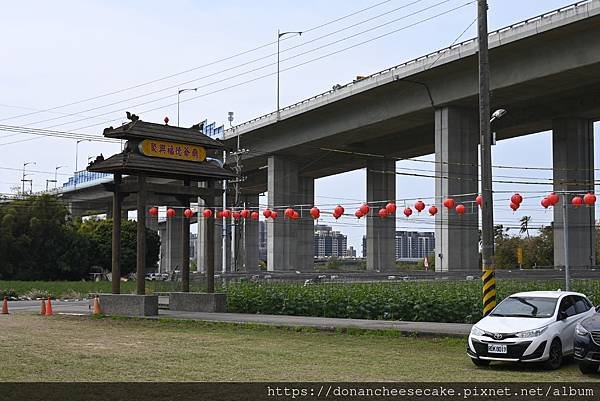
[5,299,470,336]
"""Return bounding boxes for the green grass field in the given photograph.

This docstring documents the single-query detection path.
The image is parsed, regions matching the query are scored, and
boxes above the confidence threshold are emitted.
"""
[1,314,597,382]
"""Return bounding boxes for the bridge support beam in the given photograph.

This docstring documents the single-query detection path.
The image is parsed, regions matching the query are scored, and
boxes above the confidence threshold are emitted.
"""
[366,159,396,271]
[267,156,314,271]
[553,118,595,269]
[239,194,260,273]
[434,107,479,272]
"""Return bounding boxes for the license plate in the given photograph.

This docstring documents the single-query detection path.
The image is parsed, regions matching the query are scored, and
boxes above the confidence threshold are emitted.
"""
[488,344,507,354]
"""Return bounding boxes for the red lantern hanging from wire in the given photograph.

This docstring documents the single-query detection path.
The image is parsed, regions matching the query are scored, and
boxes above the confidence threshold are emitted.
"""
[232,211,241,220]
[284,208,294,219]
[378,208,388,218]
[511,193,523,205]
[216,210,224,219]
[403,207,412,217]
[271,210,278,219]
[263,209,272,218]
[240,209,250,219]
[414,200,425,213]
[385,202,397,215]
[149,207,159,216]
[359,203,370,216]
[292,211,300,220]
[334,205,344,217]
[476,195,482,208]
[548,192,560,206]
[183,208,194,218]
[443,198,456,209]
[455,204,466,215]
[354,209,363,219]
[166,208,176,218]
[223,209,232,219]
[428,205,438,216]
[571,196,584,208]
[202,209,213,218]
[584,193,597,206]
[509,202,519,212]
[310,207,320,219]
[251,211,259,220]
[541,198,550,209]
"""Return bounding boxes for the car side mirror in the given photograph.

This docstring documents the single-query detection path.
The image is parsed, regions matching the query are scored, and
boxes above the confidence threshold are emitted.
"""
[558,311,568,320]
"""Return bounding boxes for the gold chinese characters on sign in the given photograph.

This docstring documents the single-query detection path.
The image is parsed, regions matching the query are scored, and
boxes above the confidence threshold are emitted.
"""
[139,140,206,162]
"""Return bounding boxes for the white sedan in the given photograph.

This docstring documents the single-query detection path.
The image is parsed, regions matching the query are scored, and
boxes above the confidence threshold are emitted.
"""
[468,291,596,370]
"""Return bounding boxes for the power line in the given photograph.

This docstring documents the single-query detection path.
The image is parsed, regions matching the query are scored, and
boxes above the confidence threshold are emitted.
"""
[0,0,397,124]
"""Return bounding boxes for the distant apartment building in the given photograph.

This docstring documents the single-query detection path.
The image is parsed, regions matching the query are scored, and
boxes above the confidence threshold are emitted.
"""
[362,231,435,261]
[314,224,348,258]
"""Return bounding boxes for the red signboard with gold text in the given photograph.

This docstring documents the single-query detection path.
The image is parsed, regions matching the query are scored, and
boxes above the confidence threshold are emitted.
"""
[139,139,206,162]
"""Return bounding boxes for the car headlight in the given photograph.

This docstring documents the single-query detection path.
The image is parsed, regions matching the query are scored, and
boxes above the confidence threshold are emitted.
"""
[515,326,548,338]
[470,326,485,336]
[576,323,589,336]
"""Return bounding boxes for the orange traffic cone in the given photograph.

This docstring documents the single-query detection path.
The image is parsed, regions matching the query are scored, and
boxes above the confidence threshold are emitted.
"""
[1,297,8,314]
[45,297,53,316]
[93,296,101,315]
[40,299,46,316]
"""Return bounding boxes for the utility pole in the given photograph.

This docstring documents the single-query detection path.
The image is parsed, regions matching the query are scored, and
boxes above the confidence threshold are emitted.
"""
[478,0,496,316]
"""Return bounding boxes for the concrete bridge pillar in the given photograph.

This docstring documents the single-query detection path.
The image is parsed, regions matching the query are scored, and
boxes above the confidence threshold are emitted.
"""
[267,156,314,271]
[434,106,479,272]
[366,159,396,271]
[553,118,595,269]
[165,215,184,272]
[239,194,260,273]
[196,197,207,273]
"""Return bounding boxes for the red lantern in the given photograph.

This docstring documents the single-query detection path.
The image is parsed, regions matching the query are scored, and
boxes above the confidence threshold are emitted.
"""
[378,208,388,218]
[202,209,213,218]
[509,202,519,212]
[232,211,241,220]
[251,211,259,220]
[511,193,523,205]
[428,205,438,216]
[310,207,320,219]
[572,196,584,208]
[216,210,224,218]
[354,209,363,219]
[223,209,232,219]
[385,202,397,215]
[584,193,597,206]
[149,207,159,216]
[334,205,345,216]
[284,208,294,219]
[455,204,466,215]
[164,116,169,125]
[292,211,300,220]
[403,207,412,217]
[240,209,250,219]
[263,209,272,218]
[414,200,425,213]
[270,210,278,219]
[443,198,456,209]
[183,208,193,218]
[359,203,370,216]
[548,193,560,206]
[166,208,176,218]
[541,198,550,209]
[476,195,483,208]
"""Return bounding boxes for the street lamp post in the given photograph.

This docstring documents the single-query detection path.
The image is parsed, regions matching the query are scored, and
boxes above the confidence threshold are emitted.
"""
[22,161,36,196]
[54,166,66,190]
[277,29,302,119]
[177,88,198,126]
[75,139,91,189]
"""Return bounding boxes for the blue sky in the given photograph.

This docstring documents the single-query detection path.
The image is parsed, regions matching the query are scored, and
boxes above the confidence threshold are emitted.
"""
[0,0,597,253]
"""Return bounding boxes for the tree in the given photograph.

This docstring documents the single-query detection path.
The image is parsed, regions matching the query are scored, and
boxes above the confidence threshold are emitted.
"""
[77,218,160,276]
[519,216,532,239]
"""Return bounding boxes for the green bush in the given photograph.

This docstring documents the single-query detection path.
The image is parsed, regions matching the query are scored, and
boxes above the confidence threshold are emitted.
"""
[225,280,600,323]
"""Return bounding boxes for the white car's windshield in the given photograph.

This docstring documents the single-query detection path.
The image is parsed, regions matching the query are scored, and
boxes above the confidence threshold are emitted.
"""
[489,296,557,318]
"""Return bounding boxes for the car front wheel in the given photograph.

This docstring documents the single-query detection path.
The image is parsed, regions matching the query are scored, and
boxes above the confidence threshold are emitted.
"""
[470,358,490,367]
[544,339,563,370]
[579,362,599,374]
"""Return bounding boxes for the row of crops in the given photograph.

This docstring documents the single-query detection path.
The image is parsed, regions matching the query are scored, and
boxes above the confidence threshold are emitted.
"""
[226,280,600,323]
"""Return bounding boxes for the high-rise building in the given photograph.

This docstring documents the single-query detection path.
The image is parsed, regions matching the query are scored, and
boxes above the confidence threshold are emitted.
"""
[314,224,348,258]
[362,231,435,261]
